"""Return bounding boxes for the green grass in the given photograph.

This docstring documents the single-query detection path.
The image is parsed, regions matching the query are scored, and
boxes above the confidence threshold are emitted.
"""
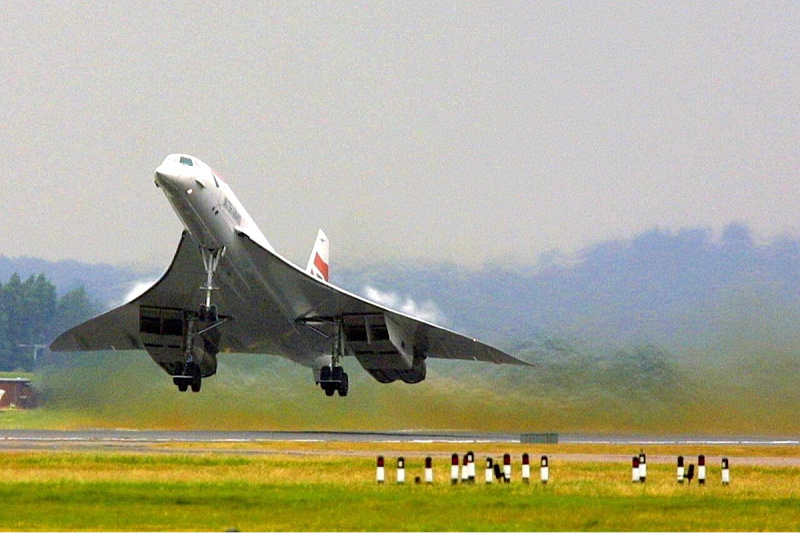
[0,371,33,380]
[0,448,799,531]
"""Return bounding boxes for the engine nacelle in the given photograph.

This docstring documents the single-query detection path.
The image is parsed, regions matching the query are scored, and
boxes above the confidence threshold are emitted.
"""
[365,355,427,384]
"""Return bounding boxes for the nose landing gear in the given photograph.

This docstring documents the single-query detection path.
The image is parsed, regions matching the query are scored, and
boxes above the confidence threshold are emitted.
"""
[173,246,227,393]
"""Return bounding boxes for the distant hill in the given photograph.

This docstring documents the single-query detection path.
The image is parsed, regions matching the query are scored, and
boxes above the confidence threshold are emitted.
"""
[0,256,159,309]
[336,223,800,353]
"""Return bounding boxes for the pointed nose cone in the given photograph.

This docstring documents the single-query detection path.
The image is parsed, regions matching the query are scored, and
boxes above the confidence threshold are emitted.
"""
[154,163,179,189]
[154,159,194,193]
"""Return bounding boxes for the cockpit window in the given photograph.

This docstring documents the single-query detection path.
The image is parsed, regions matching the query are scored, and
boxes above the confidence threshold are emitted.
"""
[179,156,194,166]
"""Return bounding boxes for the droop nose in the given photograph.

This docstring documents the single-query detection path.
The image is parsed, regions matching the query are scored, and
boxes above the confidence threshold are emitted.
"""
[154,162,191,191]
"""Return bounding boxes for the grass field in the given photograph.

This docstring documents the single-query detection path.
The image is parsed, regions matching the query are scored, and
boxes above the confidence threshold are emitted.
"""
[0,442,799,531]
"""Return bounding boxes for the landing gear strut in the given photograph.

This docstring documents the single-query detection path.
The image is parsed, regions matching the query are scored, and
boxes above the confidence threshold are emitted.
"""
[173,246,227,393]
[318,318,349,397]
[198,247,225,322]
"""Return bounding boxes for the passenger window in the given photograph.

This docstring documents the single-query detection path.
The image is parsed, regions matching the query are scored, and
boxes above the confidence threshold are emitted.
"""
[179,156,194,166]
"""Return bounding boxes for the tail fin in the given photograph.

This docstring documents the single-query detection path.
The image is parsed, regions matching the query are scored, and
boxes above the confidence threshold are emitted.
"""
[306,229,330,282]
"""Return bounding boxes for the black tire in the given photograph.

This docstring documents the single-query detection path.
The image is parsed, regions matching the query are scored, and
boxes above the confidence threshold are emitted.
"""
[332,366,344,382]
[337,373,349,397]
[198,305,207,321]
[191,377,202,392]
[208,305,218,322]
[325,386,335,397]
[320,366,332,382]
[177,382,188,392]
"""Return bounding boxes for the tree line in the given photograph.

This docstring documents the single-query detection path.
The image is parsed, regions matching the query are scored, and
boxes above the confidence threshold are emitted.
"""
[0,273,98,372]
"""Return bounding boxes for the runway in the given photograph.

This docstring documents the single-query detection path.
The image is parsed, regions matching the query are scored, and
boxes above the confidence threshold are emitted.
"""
[1,429,799,463]
[1,429,798,445]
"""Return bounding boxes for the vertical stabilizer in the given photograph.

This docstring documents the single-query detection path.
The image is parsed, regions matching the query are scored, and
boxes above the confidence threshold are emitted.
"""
[306,229,330,282]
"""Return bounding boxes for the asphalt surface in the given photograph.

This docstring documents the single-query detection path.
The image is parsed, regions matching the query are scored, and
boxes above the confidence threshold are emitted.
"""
[1,430,799,466]
[0,429,797,447]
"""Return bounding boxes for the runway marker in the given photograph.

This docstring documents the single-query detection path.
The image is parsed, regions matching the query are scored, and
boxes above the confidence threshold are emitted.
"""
[522,453,531,484]
[722,457,730,485]
[425,456,433,484]
[503,453,511,483]
[493,462,503,482]
[632,456,640,483]
[677,455,685,484]
[540,455,549,484]
[451,453,459,485]
[461,454,469,483]
[376,455,385,484]
[638,451,647,483]
[485,457,494,484]
[397,456,405,485]
[467,451,476,484]
[698,455,706,485]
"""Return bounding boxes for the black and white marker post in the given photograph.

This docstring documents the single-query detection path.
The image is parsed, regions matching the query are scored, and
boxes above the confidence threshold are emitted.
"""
[503,453,512,483]
[451,453,459,485]
[397,456,405,485]
[461,454,469,484]
[638,451,647,483]
[722,457,730,485]
[632,456,640,483]
[425,456,433,484]
[540,455,549,485]
[698,455,706,485]
[485,457,494,484]
[376,455,385,484]
[677,455,685,484]
[522,453,531,484]
[467,451,476,484]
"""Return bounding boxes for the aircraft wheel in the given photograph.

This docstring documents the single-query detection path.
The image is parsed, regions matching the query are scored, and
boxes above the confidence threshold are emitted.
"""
[191,377,202,393]
[325,386,335,397]
[320,366,332,383]
[208,305,218,322]
[177,381,188,392]
[332,366,344,382]
[198,305,207,321]
[337,373,349,397]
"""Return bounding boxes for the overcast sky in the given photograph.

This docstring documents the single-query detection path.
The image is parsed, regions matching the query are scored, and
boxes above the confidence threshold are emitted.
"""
[2,2,798,270]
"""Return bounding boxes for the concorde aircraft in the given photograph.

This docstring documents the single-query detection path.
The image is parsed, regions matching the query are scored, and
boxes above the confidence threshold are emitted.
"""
[51,154,527,396]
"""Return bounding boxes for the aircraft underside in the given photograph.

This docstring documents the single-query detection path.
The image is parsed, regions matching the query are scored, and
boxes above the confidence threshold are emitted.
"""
[49,154,526,400]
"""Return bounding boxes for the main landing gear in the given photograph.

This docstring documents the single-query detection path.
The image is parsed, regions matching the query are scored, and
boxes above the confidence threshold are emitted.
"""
[319,365,349,397]
[318,317,349,397]
[174,246,226,393]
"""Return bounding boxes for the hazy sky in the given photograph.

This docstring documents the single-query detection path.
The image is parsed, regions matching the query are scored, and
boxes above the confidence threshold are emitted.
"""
[2,2,798,270]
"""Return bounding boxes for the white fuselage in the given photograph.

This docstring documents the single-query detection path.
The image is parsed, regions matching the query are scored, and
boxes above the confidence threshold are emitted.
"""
[154,154,273,254]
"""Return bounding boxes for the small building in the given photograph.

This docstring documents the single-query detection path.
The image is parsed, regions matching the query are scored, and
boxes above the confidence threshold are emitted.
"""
[0,378,32,409]
[520,432,559,444]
